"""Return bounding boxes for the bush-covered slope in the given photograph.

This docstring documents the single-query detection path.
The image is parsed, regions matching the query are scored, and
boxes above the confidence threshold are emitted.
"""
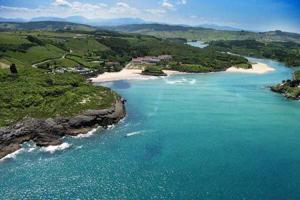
[271,70,300,100]
[209,40,300,67]
[108,24,300,43]
[0,66,116,127]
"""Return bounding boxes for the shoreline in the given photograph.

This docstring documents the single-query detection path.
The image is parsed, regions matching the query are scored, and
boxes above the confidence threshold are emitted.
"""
[226,63,275,74]
[90,69,186,83]
[91,62,275,83]
[0,97,126,160]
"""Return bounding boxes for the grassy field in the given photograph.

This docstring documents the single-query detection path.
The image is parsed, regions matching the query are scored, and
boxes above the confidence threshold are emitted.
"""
[4,44,65,65]
[65,37,108,56]
[110,24,300,43]
[0,33,31,45]
[0,30,251,73]
[0,66,116,127]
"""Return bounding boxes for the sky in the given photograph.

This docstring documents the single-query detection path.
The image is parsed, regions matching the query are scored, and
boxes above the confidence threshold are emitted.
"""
[0,0,299,33]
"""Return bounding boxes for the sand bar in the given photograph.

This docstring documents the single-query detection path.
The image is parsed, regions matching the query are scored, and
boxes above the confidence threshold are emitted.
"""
[91,62,275,83]
[226,63,275,74]
[90,69,185,83]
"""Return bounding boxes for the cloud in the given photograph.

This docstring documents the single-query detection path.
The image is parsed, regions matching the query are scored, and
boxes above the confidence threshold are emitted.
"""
[161,0,174,10]
[52,0,72,7]
[146,8,166,15]
[0,1,142,19]
[189,15,198,19]
[178,0,187,5]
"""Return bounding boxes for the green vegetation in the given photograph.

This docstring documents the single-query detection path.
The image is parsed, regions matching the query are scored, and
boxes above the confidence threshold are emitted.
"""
[98,35,249,72]
[271,70,300,100]
[294,70,300,80]
[0,25,256,126]
[169,63,213,73]
[0,27,250,74]
[109,24,300,43]
[0,66,116,127]
[233,63,252,69]
[64,37,108,56]
[142,66,166,76]
[209,40,300,67]
[0,21,96,32]
[5,45,65,65]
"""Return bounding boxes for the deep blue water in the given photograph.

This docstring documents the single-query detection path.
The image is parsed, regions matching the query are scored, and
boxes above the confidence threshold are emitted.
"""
[1,58,300,199]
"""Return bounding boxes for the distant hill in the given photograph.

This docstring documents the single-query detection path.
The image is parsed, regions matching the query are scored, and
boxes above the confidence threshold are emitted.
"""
[91,18,146,26]
[31,17,66,22]
[0,16,146,27]
[0,17,26,23]
[198,24,242,31]
[107,24,300,43]
[0,21,96,32]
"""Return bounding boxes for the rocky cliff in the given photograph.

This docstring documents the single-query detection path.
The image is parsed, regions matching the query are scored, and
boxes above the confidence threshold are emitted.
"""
[0,97,126,159]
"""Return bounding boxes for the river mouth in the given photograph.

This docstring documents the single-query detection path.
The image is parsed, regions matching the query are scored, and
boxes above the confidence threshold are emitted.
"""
[1,56,300,199]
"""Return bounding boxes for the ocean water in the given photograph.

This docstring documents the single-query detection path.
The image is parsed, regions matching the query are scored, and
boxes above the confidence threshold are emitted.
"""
[1,58,300,200]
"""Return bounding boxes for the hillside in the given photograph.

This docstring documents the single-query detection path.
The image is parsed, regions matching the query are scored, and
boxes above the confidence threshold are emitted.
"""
[107,24,300,43]
[0,66,117,127]
[0,26,253,126]
[0,21,96,32]
[208,40,300,67]
[0,29,250,74]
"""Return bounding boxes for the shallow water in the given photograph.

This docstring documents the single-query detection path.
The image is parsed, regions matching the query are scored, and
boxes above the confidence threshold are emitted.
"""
[1,58,300,199]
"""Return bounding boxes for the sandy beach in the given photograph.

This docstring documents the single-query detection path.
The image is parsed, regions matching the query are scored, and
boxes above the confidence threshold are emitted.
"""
[91,62,275,83]
[226,63,275,74]
[90,69,185,83]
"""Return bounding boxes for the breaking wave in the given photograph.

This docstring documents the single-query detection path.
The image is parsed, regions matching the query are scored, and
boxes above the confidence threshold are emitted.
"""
[125,131,144,137]
[0,149,24,162]
[165,78,196,85]
[74,127,100,138]
[40,143,71,154]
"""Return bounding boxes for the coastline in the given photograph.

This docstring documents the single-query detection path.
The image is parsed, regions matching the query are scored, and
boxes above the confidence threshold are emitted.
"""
[91,62,275,83]
[90,69,186,83]
[226,62,275,74]
[0,97,126,160]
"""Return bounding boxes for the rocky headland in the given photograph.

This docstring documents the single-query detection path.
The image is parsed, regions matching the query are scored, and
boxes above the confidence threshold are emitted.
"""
[271,70,300,100]
[0,97,126,159]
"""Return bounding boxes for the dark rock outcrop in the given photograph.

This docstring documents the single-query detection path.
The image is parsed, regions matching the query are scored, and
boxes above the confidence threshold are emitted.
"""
[0,97,126,159]
[270,80,300,100]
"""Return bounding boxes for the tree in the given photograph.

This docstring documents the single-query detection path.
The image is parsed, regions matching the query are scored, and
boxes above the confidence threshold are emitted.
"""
[10,63,18,75]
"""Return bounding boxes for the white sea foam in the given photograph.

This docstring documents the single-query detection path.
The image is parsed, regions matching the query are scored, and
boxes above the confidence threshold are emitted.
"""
[74,127,100,138]
[0,149,24,162]
[40,143,71,154]
[107,124,115,130]
[21,141,37,153]
[28,147,36,152]
[125,131,144,137]
[189,79,196,85]
[165,78,196,85]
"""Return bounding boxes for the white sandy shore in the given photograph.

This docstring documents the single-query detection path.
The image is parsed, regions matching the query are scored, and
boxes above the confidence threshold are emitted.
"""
[90,69,185,83]
[91,62,275,83]
[226,63,275,74]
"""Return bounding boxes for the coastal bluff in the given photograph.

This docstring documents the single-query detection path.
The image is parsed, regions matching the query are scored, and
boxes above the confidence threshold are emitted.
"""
[0,97,126,159]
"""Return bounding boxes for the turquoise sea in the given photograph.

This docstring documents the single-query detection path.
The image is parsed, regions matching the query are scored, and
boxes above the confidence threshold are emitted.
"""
[1,50,300,199]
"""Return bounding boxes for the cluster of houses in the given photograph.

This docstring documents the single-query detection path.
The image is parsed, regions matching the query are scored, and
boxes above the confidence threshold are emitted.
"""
[131,55,173,65]
[49,55,173,75]
[54,65,95,75]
